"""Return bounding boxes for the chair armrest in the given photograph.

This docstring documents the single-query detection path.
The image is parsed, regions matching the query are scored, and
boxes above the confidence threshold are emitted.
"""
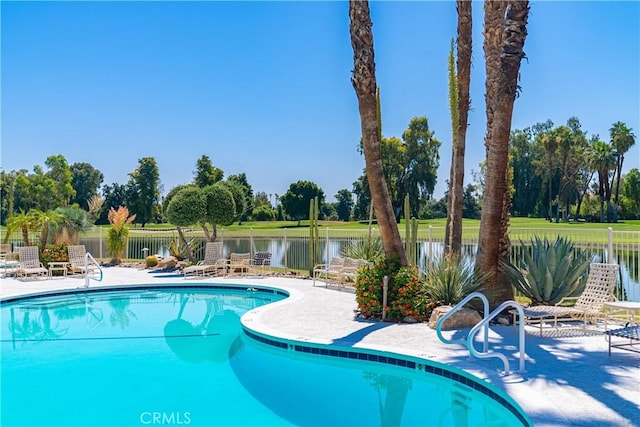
[556,296,579,306]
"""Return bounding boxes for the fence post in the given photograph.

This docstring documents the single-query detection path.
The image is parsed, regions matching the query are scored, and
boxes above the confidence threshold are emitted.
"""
[99,226,103,260]
[283,228,288,272]
[428,225,433,266]
[250,228,254,258]
[325,227,330,264]
[608,227,614,264]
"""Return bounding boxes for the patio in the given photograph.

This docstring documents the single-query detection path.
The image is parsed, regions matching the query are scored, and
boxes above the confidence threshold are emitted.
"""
[1,267,638,426]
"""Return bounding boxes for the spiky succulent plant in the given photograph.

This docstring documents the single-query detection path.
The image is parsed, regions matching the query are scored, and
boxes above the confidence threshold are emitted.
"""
[502,236,591,305]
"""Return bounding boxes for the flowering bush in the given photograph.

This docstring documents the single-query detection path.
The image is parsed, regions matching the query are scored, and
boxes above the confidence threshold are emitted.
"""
[355,256,433,322]
[41,244,69,268]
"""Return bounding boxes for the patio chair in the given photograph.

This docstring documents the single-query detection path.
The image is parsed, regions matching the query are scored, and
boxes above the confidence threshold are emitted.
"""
[250,251,272,276]
[183,241,225,278]
[513,262,620,336]
[16,246,48,280]
[227,253,252,276]
[338,258,369,286]
[67,245,99,277]
[312,256,345,287]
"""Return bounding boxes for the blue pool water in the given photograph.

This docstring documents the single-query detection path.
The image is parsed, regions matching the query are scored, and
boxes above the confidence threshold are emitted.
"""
[1,286,530,426]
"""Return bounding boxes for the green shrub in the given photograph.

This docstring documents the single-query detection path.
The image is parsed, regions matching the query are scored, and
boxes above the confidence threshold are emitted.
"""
[342,235,384,262]
[41,244,69,267]
[502,236,590,305]
[355,256,432,321]
[424,256,487,306]
[146,255,159,268]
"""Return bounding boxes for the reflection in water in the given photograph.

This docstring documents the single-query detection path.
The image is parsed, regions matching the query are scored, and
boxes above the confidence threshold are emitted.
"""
[364,372,412,427]
[109,296,137,329]
[8,307,69,344]
[163,295,241,364]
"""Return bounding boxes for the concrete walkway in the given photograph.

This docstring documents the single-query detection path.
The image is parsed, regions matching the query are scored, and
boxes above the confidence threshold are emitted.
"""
[2,267,639,427]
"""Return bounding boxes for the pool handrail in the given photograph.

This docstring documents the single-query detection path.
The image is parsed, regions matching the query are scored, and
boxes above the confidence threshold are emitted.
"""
[467,301,526,375]
[436,291,490,353]
[83,252,103,288]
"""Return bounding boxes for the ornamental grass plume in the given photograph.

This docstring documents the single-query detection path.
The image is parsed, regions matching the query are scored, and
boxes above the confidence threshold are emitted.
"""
[107,206,136,264]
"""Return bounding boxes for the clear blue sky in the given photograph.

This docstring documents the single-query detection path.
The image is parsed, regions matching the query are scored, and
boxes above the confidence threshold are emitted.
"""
[2,1,638,203]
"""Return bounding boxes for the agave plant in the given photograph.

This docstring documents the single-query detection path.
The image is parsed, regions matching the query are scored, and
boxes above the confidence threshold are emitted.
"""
[502,236,590,305]
[423,256,488,306]
[342,235,384,262]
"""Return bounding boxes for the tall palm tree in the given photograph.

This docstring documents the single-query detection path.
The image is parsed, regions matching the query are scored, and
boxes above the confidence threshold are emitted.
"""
[476,0,529,309]
[4,210,36,246]
[349,0,407,265]
[445,0,472,258]
[609,121,636,222]
[589,138,616,222]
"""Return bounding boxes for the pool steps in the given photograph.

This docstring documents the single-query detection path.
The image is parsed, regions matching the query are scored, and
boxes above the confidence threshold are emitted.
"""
[436,291,526,375]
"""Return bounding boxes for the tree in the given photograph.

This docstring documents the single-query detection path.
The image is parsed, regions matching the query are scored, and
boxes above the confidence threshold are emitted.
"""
[462,184,481,219]
[194,155,223,188]
[53,206,94,244]
[476,0,529,309]
[349,0,407,265]
[165,186,207,259]
[219,180,246,224]
[3,210,36,246]
[13,166,57,212]
[227,173,254,223]
[45,155,75,207]
[509,129,542,217]
[0,170,19,224]
[589,138,616,222]
[106,206,135,264]
[280,180,324,225]
[201,183,236,241]
[335,189,354,221]
[446,0,472,258]
[623,168,640,217]
[400,117,441,218]
[98,183,127,225]
[609,121,636,222]
[125,157,160,227]
[70,162,104,210]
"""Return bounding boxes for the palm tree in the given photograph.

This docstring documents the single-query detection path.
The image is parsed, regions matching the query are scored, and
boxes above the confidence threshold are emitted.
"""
[445,0,472,258]
[589,138,616,222]
[29,209,65,252]
[348,0,407,265]
[4,210,36,246]
[609,121,636,222]
[476,0,529,309]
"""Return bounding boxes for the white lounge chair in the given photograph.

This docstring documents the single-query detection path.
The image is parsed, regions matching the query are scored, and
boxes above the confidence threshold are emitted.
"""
[67,245,99,277]
[226,253,252,276]
[514,262,620,336]
[16,246,48,280]
[312,256,345,287]
[183,242,225,278]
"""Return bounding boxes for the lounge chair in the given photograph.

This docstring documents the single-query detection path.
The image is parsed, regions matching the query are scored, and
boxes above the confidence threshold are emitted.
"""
[338,258,369,286]
[183,241,225,278]
[226,253,252,276]
[513,262,620,336]
[312,256,345,287]
[67,245,99,277]
[250,251,272,276]
[16,246,48,280]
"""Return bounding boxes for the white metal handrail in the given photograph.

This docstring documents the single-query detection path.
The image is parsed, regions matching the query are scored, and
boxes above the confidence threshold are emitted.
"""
[84,252,103,288]
[436,291,490,353]
[467,301,526,376]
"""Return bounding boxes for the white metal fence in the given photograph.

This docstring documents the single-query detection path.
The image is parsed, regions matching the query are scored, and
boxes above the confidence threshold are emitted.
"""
[3,226,639,301]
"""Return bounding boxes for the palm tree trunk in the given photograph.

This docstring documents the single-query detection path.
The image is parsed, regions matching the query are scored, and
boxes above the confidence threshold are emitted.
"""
[446,0,472,258]
[476,0,529,309]
[349,0,407,265]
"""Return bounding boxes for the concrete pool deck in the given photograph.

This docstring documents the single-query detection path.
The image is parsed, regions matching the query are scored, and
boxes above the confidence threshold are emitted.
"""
[1,267,639,427]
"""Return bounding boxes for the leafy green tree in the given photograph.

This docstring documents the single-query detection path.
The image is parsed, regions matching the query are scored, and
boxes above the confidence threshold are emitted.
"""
[280,180,324,225]
[462,184,481,219]
[166,186,207,258]
[125,157,161,227]
[335,189,354,221]
[253,191,271,209]
[227,174,254,222]
[97,183,126,225]
[29,209,65,252]
[0,170,20,225]
[3,210,37,246]
[401,116,441,218]
[623,168,640,218]
[13,166,57,212]
[218,180,246,224]
[252,205,275,221]
[609,121,636,222]
[509,129,542,217]
[351,175,371,221]
[201,183,236,241]
[45,155,75,207]
[194,155,223,187]
[70,162,104,210]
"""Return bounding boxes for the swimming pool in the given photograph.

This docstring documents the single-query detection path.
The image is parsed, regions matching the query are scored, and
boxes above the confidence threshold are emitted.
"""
[1,286,531,426]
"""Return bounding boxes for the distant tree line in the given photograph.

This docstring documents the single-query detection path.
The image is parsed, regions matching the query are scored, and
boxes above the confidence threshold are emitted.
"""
[0,118,636,232]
